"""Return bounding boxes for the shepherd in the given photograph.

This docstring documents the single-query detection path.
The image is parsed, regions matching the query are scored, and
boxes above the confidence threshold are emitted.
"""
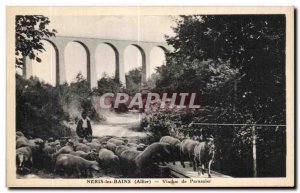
[76,111,93,141]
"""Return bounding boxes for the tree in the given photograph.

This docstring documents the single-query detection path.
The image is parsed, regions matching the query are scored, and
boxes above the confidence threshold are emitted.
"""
[165,15,286,124]
[143,72,160,90]
[155,14,287,177]
[15,15,57,68]
[126,67,142,91]
[97,73,123,92]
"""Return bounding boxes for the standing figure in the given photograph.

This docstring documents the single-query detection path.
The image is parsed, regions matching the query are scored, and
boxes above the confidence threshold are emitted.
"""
[76,111,93,141]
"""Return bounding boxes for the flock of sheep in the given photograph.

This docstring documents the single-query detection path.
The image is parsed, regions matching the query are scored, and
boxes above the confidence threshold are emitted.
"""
[16,131,215,178]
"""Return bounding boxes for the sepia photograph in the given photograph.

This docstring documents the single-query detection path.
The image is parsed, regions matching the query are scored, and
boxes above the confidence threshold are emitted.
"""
[6,6,294,187]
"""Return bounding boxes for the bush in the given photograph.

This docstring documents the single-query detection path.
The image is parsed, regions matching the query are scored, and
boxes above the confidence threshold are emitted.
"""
[16,73,104,139]
[16,74,70,138]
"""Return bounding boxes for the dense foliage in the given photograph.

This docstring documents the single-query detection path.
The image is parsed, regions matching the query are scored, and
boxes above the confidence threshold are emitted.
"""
[146,15,286,177]
[15,15,57,68]
[125,67,142,92]
[16,73,103,138]
[162,15,286,124]
[97,73,123,93]
[16,74,70,138]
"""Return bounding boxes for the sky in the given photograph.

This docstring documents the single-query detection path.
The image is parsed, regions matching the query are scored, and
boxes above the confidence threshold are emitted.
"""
[27,15,177,85]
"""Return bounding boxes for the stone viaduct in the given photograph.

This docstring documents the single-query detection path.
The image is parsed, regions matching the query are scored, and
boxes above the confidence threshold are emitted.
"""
[22,36,171,88]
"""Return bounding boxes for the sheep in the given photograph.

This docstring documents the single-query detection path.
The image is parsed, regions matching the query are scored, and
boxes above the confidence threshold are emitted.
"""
[16,146,33,172]
[53,145,74,157]
[28,138,44,148]
[107,138,126,146]
[180,139,198,168]
[134,142,173,177]
[127,143,138,148]
[115,145,131,156]
[86,142,102,152]
[193,138,215,178]
[160,136,182,165]
[137,143,147,151]
[59,138,68,147]
[98,148,119,175]
[105,142,117,153]
[27,138,45,169]
[16,136,29,149]
[75,143,91,153]
[16,131,24,139]
[125,143,147,151]
[98,136,113,144]
[43,140,57,155]
[69,151,98,161]
[42,141,58,170]
[91,139,100,144]
[54,154,99,178]
[119,150,142,177]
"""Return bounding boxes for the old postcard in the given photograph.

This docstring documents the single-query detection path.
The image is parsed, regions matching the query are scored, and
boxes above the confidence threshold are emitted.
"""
[6,6,294,188]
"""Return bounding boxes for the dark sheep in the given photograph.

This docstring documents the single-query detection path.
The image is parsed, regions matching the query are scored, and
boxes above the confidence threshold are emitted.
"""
[134,142,173,177]
[119,150,142,177]
[42,141,58,170]
[160,136,181,164]
[180,139,198,168]
[27,138,45,169]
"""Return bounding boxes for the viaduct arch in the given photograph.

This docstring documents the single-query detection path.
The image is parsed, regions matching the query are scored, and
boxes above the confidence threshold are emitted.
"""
[23,36,170,88]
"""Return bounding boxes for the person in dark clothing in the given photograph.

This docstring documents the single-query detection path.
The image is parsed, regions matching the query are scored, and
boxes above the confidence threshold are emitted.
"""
[76,111,93,140]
